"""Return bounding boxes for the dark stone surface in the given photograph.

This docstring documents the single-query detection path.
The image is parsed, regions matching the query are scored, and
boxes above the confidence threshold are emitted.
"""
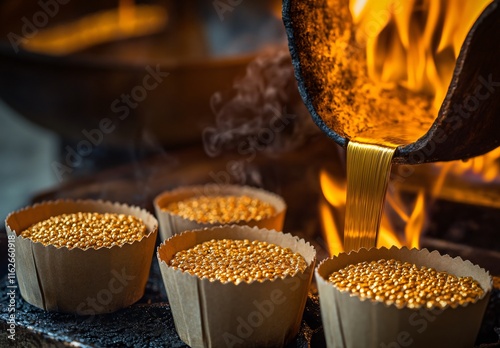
[480,283,500,346]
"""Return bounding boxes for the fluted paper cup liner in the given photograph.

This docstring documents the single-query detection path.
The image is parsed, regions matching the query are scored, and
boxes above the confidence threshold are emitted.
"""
[157,225,316,348]
[316,247,492,348]
[154,184,286,241]
[5,199,158,314]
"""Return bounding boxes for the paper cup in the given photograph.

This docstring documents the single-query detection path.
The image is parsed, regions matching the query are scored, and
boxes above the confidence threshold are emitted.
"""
[5,199,158,314]
[153,184,286,241]
[316,247,492,348]
[157,225,316,348]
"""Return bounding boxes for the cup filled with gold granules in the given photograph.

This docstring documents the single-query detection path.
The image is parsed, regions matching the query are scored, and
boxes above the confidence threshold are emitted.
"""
[154,184,286,240]
[315,247,492,348]
[157,225,316,348]
[5,199,158,314]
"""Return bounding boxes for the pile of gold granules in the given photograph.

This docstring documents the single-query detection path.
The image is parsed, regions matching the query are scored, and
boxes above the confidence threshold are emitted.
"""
[328,259,484,309]
[163,195,275,224]
[21,212,147,249]
[169,239,307,284]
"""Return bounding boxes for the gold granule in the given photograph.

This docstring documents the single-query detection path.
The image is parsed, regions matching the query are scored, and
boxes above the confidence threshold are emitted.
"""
[21,212,147,249]
[163,195,275,224]
[169,239,307,284]
[328,259,484,309]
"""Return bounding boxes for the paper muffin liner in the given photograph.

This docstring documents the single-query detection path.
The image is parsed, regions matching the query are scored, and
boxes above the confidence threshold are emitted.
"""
[316,247,492,348]
[5,199,158,314]
[157,225,316,348]
[153,184,287,241]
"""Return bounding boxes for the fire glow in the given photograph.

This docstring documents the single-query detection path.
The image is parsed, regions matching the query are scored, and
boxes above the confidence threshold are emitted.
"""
[320,0,499,256]
[320,168,424,256]
[21,0,167,55]
[350,0,492,109]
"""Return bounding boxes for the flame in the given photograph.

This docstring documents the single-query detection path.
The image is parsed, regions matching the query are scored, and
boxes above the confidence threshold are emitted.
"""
[319,148,499,256]
[405,191,425,248]
[319,170,345,256]
[319,169,425,256]
[350,0,492,109]
[319,170,346,208]
[319,201,344,256]
[22,1,167,55]
[424,147,500,208]
[438,147,500,183]
[377,188,425,249]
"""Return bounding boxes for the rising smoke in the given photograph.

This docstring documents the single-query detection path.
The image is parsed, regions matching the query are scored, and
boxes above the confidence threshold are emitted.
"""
[202,47,319,158]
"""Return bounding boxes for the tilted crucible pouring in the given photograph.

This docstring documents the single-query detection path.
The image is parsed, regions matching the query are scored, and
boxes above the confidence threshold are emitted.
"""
[283,0,500,164]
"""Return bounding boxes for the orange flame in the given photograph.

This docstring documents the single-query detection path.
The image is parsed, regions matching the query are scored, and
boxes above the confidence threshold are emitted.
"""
[350,0,492,109]
[320,147,499,256]
[437,147,500,184]
[319,200,344,256]
[378,188,425,249]
[319,170,346,209]
[319,170,346,256]
[427,147,500,208]
[319,169,425,256]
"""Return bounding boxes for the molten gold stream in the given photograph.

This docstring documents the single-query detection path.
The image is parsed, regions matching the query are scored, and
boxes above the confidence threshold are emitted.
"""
[344,141,396,251]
